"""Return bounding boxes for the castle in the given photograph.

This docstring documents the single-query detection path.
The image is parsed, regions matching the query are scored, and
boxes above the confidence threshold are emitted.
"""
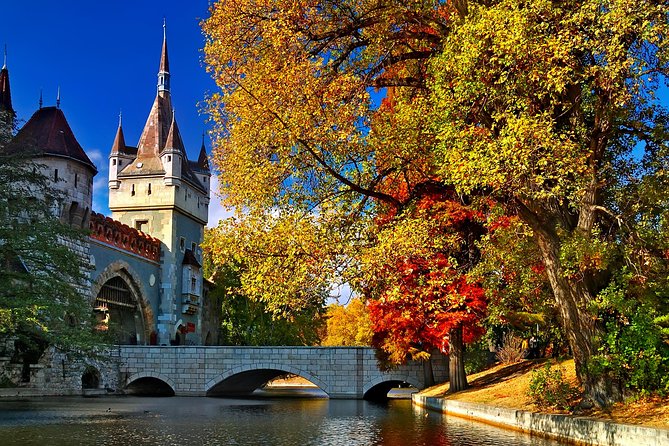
[0,27,218,347]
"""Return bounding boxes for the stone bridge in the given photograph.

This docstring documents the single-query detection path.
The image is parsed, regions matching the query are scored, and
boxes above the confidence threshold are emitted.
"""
[117,346,448,399]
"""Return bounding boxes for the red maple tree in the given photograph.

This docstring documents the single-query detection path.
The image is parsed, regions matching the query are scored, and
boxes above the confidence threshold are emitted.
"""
[366,188,487,391]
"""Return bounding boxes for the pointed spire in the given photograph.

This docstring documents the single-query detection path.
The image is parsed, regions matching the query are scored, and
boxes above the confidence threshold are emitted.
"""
[2,44,6,70]
[0,45,13,116]
[137,22,174,157]
[158,19,170,93]
[111,110,126,155]
[56,86,61,109]
[164,109,183,151]
[198,131,209,170]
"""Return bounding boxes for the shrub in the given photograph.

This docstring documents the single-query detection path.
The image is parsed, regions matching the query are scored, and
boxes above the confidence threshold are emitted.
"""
[464,341,490,375]
[528,362,580,410]
[590,307,669,395]
[496,333,525,364]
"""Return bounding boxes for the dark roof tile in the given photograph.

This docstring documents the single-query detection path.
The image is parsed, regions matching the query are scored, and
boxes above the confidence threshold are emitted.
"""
[8,107,97,173]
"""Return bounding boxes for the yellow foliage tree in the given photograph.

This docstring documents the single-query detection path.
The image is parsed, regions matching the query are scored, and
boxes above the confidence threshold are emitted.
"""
[322,298,373,346]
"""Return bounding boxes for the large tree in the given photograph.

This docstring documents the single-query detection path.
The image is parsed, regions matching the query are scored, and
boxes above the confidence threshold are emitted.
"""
[202,0,484,387]
[430,0,669,404]
[363,187,487,391]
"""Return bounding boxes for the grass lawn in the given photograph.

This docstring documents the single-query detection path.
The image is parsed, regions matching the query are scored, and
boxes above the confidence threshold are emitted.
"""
[419,359,669,429]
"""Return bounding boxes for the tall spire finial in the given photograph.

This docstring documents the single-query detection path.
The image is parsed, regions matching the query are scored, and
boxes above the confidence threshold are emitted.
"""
[39,89,43,109]
[0,44,14,117]
[56,86,61,108]
[119,109,123,127]
[158,19,170,93]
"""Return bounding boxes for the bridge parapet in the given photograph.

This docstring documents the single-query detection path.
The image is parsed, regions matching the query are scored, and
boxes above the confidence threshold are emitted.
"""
[118,346,448,399]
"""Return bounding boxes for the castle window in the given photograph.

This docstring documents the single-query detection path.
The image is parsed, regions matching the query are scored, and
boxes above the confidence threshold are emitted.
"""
[68,201,80,226]
[112,159,117,166]
[180,237,185,252]
[147,183,152,195]
[54,169,59,181]
[74,173,78,188]
[167,155,172,162]
[191,242,197,254]
[191,277,197,294]
[135,220,148,232]
[131,184,135,196]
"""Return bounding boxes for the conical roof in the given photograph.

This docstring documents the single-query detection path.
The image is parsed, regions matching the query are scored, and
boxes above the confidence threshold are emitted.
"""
[110,122,126,155]
[9,107,97,173]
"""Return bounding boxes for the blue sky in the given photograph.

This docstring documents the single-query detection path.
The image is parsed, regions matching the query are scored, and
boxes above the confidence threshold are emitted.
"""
[1,1,230,225]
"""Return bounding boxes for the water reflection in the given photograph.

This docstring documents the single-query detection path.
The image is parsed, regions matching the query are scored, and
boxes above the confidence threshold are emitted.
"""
[0,396,566,446]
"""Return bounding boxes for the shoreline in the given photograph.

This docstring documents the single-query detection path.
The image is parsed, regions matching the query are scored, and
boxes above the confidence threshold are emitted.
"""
[413,394,669,446]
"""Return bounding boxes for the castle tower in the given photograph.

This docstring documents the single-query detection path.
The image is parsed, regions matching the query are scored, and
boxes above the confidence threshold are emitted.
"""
[10,105,97,228]
[0,45,16,137]
[108,23,210,345]
[108,113,136,190]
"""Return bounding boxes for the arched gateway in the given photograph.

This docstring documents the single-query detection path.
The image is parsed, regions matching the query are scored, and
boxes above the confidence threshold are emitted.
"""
[92,262,154,345]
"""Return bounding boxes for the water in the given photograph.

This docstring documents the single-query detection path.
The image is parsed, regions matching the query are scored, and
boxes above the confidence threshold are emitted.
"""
[0,395,566,445]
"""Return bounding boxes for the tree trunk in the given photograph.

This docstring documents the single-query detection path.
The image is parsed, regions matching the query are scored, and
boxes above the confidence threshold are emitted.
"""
[448,325,468,393]
[423,355,435,388]
[533,224,623,406]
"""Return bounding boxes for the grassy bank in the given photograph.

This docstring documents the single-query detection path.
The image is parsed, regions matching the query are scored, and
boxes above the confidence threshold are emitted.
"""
[419,359,669,429]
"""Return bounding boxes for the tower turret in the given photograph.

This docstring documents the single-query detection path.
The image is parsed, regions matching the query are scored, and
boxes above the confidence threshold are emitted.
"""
[109,113,134,189]
[194,133,211,207]
[162,112,183,187]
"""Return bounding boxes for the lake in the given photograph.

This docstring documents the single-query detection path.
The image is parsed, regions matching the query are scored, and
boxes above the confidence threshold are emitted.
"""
[0,394,567,445]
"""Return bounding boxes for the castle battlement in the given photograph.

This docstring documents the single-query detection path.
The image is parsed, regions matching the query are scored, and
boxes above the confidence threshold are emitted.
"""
[89,211,161,262]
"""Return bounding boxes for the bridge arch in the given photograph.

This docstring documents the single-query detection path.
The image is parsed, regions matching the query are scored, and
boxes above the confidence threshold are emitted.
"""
[92,261,154,345]
[205,362,328,397]
[362,375,421,400]
[125,372,176,396]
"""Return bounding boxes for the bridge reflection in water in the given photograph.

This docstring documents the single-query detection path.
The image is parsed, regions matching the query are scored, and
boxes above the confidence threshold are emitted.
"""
[118,346,448,400]
[0,397,567,446]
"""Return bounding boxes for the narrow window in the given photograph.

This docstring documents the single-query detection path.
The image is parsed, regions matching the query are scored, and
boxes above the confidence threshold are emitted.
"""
[54,169,59,181]
[131,184,135,196]
[135,220,148,232]
[190,276,197,294]
[180,237,185,252]
[147,183,152,195]
[191,242,197,253]
[74,173,78,188]
[112,159,117,166]
[167,155,171,162]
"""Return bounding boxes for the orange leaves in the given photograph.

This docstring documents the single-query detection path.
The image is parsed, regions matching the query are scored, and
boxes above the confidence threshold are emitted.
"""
[364,191,487,362]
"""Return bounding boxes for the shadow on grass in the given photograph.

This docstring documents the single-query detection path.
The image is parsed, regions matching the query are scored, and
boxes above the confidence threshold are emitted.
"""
[465,359,546,390]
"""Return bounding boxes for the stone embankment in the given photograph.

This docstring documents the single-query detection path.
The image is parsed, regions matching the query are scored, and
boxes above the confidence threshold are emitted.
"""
[413,395,669,446]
